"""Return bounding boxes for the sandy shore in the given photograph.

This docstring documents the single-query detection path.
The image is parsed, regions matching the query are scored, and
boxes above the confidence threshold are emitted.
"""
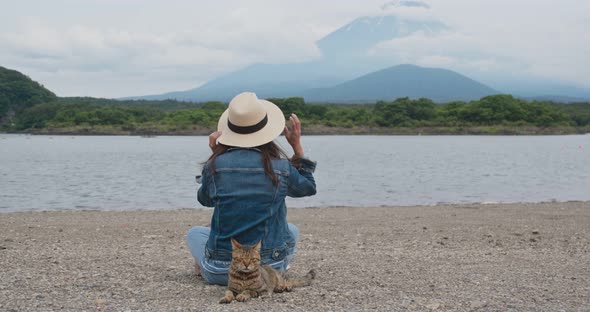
[1,202,589,311]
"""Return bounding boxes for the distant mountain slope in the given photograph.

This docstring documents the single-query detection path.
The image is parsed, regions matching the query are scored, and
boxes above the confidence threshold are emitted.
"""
[317,15,447,60]
[136,63,497,103]
[135,62,352,102]
[302,64,497,103]
[0,66,57,122]
[131,60,384,102]
[127,12,450,102]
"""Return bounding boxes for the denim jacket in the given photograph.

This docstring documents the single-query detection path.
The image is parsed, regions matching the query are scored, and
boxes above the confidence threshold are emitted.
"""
[197,147,317,263]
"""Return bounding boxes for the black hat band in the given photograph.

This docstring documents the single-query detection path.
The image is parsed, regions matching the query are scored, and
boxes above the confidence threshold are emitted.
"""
[227,114,268,134]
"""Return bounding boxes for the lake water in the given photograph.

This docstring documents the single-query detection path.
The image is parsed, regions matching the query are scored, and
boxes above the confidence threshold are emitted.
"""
[0,134,589,212]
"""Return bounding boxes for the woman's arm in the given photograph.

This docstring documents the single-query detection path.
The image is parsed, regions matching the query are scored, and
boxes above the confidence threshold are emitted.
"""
[284,113,317,197]
[284,113,304,158]
[287,158,317,197]
[197,165,215,207]
[197,131,222,207]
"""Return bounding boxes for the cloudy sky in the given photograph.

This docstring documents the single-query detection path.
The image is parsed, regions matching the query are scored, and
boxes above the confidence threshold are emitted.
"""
[1,0,589,98]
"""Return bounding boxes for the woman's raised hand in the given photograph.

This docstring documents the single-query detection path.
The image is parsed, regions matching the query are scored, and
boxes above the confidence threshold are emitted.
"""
[284,113,304,158]
[208,131,222,152]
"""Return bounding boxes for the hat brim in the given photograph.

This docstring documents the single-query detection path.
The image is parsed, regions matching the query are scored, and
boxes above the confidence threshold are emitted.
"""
[217,99,286,148]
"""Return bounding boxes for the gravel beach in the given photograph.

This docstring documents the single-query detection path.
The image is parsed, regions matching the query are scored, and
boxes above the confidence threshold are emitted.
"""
[1,202,589,311]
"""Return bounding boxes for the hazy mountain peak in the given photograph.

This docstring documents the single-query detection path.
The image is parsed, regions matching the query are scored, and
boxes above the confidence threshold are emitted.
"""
[381,0,430,10]
[317,14,447,59]
[316,1,444,59]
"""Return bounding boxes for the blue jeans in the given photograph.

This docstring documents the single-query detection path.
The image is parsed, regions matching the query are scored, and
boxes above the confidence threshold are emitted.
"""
[186,224,300,285]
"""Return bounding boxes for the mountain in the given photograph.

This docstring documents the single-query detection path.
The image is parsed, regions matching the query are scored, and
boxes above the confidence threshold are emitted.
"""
[0,66,57,123]
[128,12,450,102]
[317,15,447,61]
[302,64,497,103]
[136,61,351,102]
[486,77,590,101]
[126,3,588,102]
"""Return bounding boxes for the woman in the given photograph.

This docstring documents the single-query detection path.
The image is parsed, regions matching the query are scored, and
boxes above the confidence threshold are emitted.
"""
[186,92,317,285]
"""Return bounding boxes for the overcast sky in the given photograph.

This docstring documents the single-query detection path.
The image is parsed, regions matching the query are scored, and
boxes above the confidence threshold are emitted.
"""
[1,0,589,98]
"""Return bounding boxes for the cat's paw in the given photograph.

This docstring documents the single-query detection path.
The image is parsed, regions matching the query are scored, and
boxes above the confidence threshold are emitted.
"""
[275,285,293,293]
[219,297,232,304]
[236,293,250,302]
[219,290,234,304]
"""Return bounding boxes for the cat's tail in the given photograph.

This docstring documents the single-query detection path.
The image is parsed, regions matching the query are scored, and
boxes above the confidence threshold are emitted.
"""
[286,269,316,287]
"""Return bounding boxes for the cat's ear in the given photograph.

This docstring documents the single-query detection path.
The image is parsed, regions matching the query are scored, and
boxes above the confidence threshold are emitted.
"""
[231,238,241,250]
[254,240,262,251]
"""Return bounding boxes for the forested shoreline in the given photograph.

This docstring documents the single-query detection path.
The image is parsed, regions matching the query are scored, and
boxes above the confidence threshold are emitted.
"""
[2,65,590,135]
[2,95,590,135]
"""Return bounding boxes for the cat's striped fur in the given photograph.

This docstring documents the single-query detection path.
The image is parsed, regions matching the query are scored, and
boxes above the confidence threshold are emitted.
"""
[219,238,316,304]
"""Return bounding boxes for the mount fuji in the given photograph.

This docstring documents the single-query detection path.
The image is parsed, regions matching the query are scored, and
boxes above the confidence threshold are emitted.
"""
[129,2,588,103]
[131,11,473,103]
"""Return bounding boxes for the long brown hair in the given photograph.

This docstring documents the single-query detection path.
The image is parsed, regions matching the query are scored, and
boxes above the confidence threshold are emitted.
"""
[206,141,288,186]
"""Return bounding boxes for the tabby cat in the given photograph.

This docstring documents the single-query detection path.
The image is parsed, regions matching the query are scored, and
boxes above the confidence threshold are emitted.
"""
[219,238,316,304]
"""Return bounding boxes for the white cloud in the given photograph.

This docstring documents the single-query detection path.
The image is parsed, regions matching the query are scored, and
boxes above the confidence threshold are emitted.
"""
[0,14,322,97]
[0,0,589,96]
[368,0,590,88]
[369,30,520,73]
[429,0,590,87]
[379,0,435,21]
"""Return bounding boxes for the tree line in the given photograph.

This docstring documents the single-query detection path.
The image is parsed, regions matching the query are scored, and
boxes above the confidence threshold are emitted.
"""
[3,94,590,133]
[269,95,587,128]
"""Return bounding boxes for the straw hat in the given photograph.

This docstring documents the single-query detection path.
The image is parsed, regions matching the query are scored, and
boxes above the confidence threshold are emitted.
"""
[217,92,286,148]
